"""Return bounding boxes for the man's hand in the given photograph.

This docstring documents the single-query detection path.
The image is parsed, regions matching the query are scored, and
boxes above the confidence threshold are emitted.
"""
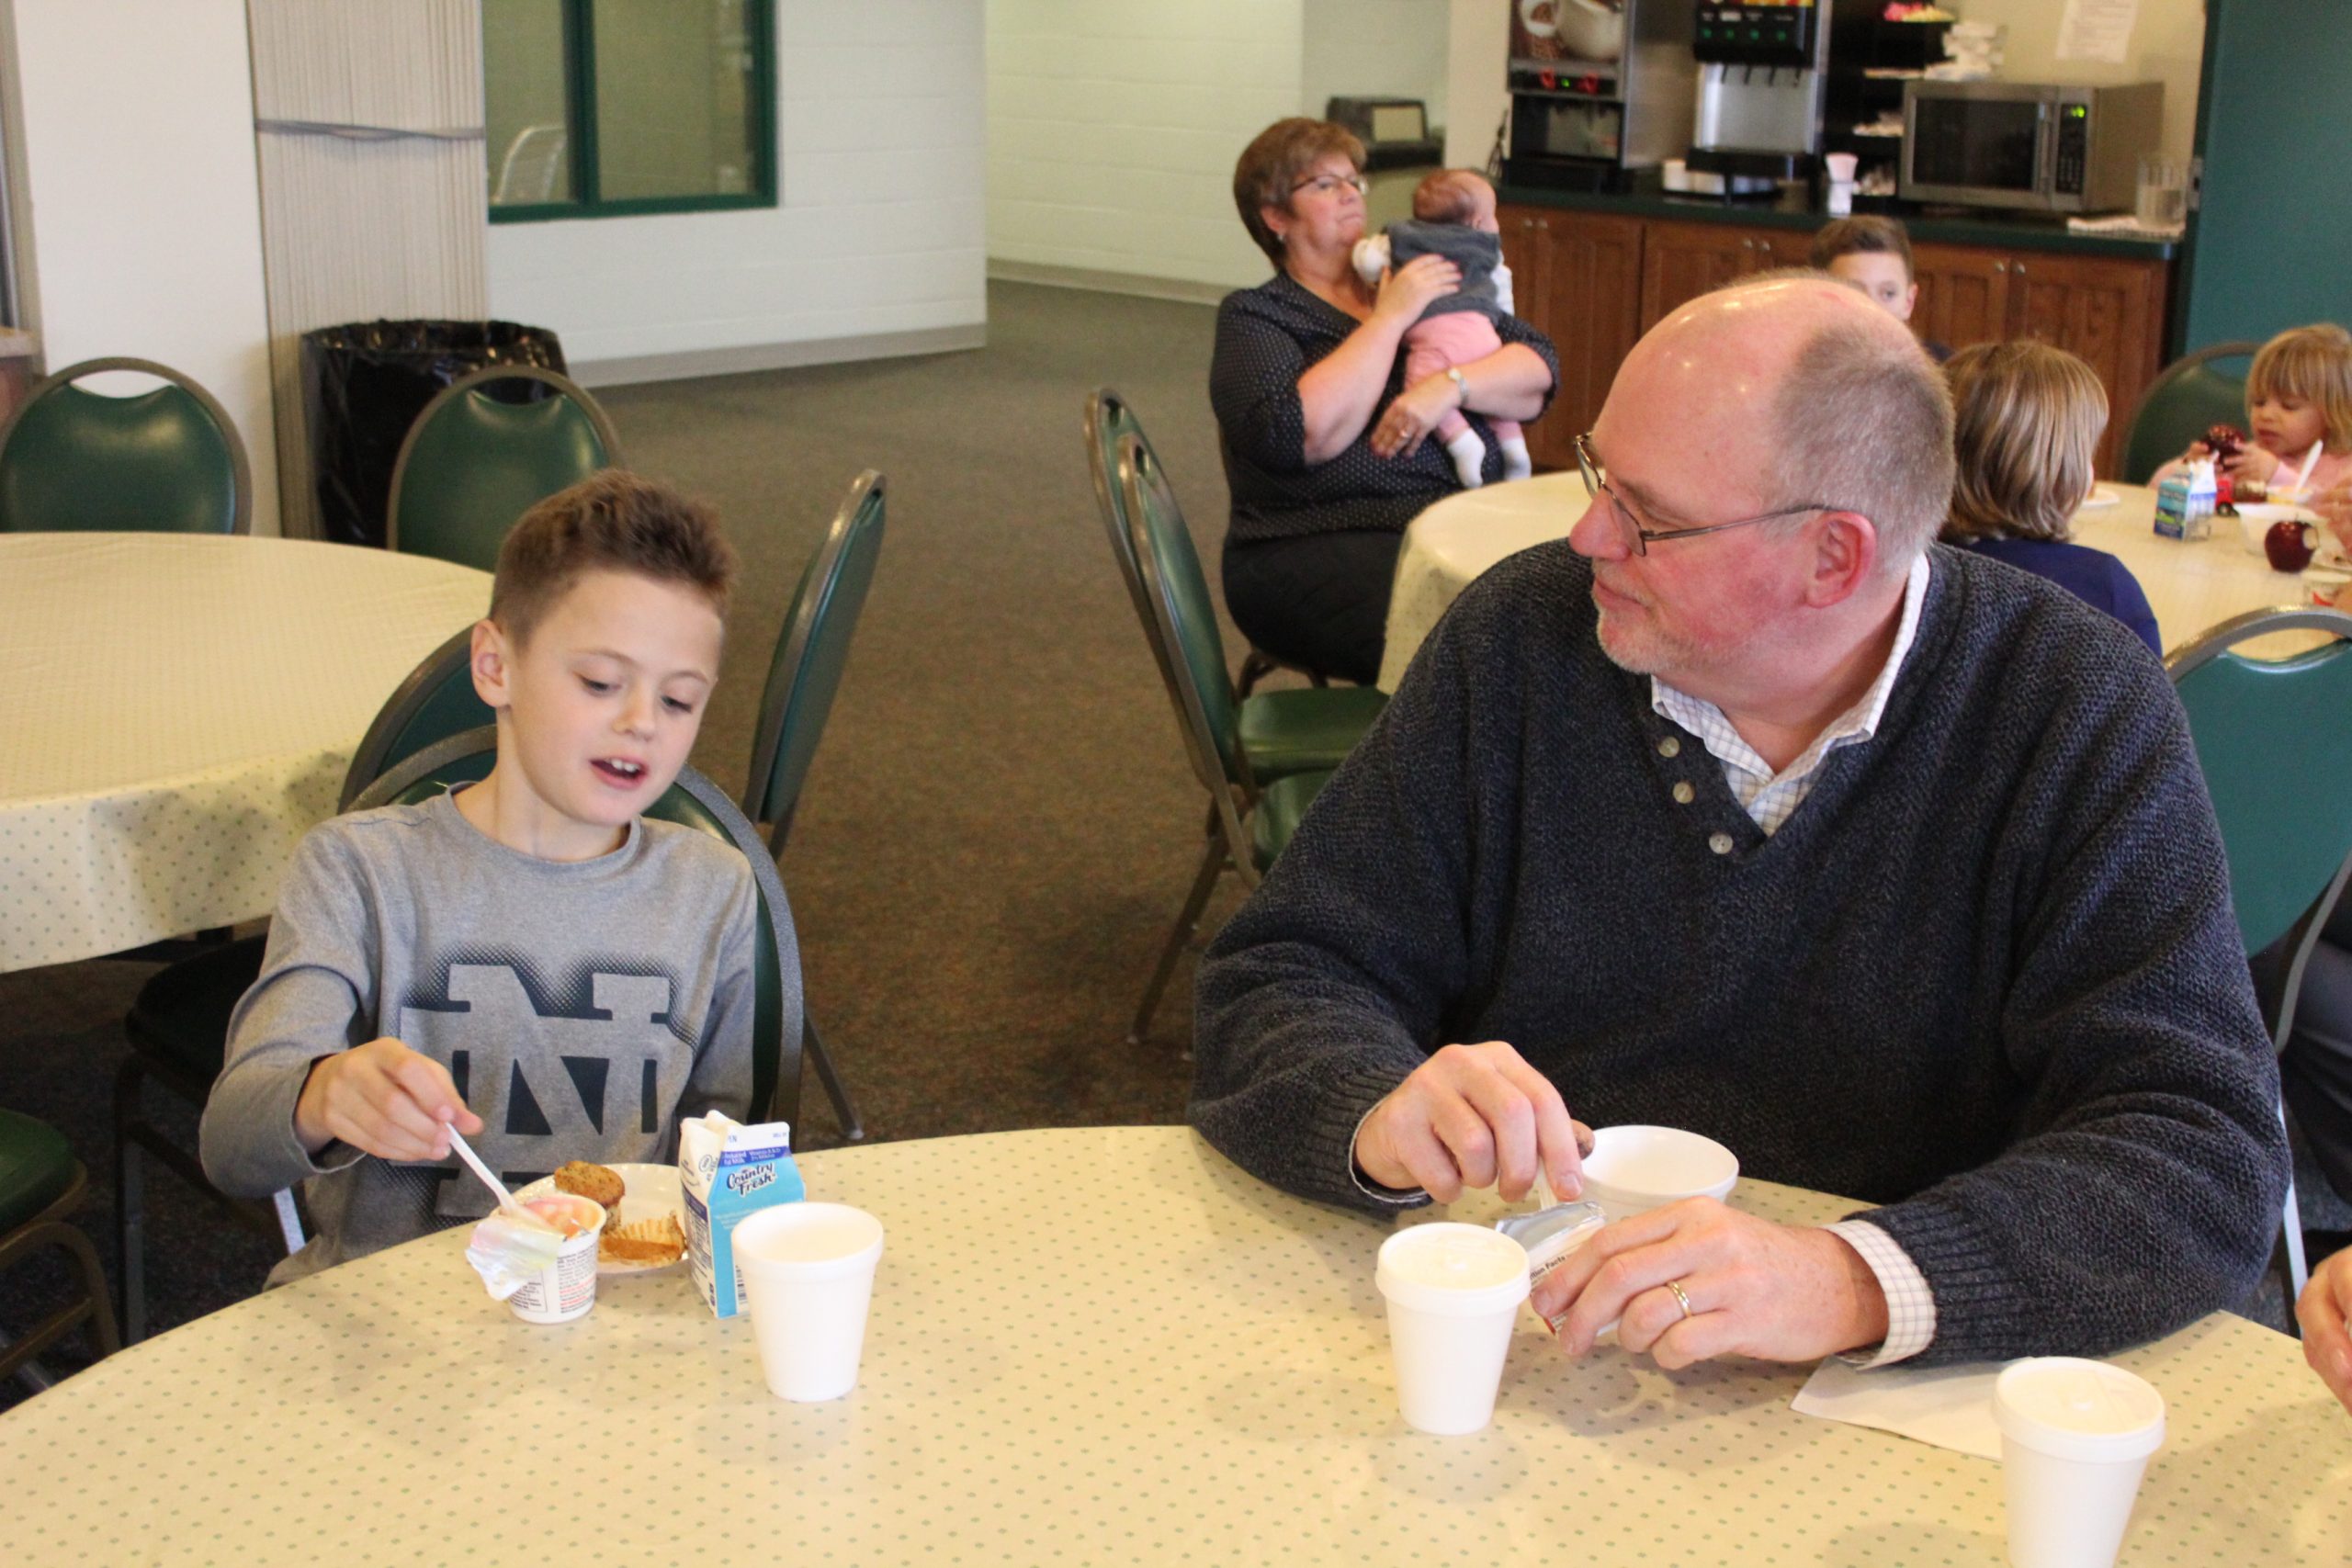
[293,1038,482,1161]
[1353,1041,1590,1202]
[1538,1199,1891,1369]
[2297,1247,2352,1413]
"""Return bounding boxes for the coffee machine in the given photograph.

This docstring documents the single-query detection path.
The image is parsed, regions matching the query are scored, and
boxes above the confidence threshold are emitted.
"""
[1686,1,1830,196]
[1503,0,1695,193]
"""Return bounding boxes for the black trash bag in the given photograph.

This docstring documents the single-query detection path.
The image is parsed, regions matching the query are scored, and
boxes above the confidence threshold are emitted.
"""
[300,319,567,548]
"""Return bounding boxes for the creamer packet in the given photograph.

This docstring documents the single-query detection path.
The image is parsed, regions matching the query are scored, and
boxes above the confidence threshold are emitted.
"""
[679,1111,806,1318]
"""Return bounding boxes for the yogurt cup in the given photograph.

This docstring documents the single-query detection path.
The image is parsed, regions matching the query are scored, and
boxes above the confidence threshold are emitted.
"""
[506,1194,606,1325]
[1376,1223,1530,1435]
[1994,1358,2165,1568]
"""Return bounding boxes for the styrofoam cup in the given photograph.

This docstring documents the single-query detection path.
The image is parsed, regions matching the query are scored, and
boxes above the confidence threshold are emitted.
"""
[1375,1224,1529,1435]
[1994,1358,2165,1568]
[506,1195,606,1325]
[1577,1125,1739,1223]
[734,1202,885,1402]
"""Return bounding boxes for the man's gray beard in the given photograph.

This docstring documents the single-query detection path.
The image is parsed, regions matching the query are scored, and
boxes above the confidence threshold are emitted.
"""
[1591,606,1696,678]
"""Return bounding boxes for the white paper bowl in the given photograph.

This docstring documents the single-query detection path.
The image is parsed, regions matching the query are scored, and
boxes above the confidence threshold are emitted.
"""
[1578,1125,1739,1223]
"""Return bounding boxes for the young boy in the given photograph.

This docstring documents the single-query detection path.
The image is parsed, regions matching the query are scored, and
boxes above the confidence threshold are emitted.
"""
[1808,214,1951,363]
[199,470,767,1285]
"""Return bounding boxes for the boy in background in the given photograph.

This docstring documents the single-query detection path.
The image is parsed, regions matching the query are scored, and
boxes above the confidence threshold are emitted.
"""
[1810,214,1951,363]
[201,470,772,1285]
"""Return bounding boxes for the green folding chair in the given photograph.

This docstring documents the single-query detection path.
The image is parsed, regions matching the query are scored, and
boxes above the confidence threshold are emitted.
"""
[385,365,622,570]
[738,471,887,1141]
[114,625,490,1341]
[2123,342,2259,486]
[2168,604,2352,1307]
[1086,386,1380,710]
[0,1108,120,1388]
[1119,430,1341,1043]
[350,727,805,1139]
[0,356,251,534]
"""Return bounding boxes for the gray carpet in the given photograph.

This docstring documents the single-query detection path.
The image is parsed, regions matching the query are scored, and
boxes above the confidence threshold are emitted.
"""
[0,281,1257,1398]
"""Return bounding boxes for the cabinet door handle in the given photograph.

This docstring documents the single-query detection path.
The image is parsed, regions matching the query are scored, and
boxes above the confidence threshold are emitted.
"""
[1538,219,1549,230]
[1742,239,1755,250]
[2013,261,2027,276]
[1995,260,2008,273]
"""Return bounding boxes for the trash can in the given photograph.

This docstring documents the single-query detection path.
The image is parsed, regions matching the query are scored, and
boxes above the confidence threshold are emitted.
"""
[300,319,568,548]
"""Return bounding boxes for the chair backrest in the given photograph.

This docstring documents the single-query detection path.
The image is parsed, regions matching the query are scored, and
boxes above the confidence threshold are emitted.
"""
[2168,606,2352,953]
[741,470,887,853]
[1117,432,1245,791]
[2123,342,2260,485]
[348,728,805,1127]
[339,626,496,809]
[385,365,623,570]
[1086,387,1185,693]
[0,356,252,535]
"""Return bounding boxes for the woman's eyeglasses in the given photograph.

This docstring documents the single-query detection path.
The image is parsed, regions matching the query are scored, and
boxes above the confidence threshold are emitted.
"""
[1290,173,1368,199]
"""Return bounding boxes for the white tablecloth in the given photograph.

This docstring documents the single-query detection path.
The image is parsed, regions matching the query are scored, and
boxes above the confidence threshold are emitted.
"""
[1379,478,2330,690]
[0,533,491,971]
[1,1126,2342,1564]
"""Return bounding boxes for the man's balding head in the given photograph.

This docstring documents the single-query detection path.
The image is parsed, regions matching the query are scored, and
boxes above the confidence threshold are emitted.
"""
[1623,273,1954,572]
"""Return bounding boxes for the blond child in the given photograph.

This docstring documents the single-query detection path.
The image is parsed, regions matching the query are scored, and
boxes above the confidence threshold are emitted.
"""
[2158,323,2352,500]
[1940,341,2161,656]
[1351,168,1531,488]
[200,471,773,1285]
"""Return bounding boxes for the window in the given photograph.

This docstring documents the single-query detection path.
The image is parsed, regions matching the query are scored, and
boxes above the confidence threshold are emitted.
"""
[485,0,775,221]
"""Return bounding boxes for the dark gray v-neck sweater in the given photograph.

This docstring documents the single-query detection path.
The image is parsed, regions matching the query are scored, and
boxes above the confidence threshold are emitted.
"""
[1192,541,2288,1365]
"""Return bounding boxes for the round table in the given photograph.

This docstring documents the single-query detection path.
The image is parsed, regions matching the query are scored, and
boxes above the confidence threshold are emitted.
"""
[0,534,490,972]
[2,1126,2342,1564]
[1378,478,2332,691]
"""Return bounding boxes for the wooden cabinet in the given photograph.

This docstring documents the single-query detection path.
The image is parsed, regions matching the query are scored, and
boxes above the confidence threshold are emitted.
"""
[1501,207,1643,468]
[1498,202,2172,478]
[1911,243,2165,475]
[1636,220,1802,331]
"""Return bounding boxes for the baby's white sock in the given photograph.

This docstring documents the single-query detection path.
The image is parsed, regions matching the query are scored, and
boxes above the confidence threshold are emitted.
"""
[1444,429,1487,489]
[1498,436,1532,481]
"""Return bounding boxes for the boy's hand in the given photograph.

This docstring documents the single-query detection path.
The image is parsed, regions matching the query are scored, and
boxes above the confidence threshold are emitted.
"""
[294,1038,482,1160]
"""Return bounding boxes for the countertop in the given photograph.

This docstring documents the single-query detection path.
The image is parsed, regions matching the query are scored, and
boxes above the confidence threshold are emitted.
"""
[1497,175,2180,261]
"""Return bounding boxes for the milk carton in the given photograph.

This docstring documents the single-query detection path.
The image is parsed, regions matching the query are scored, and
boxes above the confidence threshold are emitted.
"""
[679,1111,807,1319]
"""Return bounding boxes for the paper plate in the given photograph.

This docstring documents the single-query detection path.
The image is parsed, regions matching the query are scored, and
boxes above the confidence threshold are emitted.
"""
[513,1163,684,1275]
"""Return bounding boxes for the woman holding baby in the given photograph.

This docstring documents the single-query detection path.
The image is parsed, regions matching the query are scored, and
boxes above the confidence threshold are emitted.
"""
[1212,118,1559,687]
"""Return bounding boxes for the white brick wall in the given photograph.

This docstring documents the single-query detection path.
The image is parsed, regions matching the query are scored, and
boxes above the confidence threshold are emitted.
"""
[487,0,989,377]
[986,0,1305,291]
[10,0,282,532]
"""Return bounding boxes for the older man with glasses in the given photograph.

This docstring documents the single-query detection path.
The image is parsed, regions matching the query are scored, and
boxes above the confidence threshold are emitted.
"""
[1191,273,2288,1371]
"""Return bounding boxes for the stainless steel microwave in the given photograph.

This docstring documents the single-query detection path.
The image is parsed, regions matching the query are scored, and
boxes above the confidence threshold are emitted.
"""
[1900,81,2164,213]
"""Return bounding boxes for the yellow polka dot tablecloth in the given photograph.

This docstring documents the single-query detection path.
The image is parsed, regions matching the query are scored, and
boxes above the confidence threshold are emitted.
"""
[0,533,489,971]
[3,1126,2345,1565]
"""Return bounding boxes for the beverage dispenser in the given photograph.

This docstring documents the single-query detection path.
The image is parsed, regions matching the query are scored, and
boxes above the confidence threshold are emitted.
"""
[1687,1,1829,196]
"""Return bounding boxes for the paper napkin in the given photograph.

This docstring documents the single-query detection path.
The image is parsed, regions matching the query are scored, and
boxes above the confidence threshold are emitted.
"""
[1791,1356,2007,1460]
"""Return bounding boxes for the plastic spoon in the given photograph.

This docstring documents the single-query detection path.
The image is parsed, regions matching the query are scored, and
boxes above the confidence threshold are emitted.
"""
[444,1124,528,1217]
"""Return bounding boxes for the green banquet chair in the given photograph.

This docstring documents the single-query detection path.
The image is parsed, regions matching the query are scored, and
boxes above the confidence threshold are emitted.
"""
[0,1107,120,1387]
[0,356,251,534]
[1086,386,1384,711]
[386,364,622,570]
[2123,342,2259,487]
[1119,430,1340,1043]
[737,471,888,1141]
[2167,604,2352,1309]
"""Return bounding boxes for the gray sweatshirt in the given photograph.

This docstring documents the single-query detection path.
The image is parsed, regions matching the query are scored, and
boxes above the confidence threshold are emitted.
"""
[199,790,763,1286]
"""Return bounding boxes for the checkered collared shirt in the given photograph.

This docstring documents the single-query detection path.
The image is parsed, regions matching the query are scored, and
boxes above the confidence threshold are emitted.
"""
[1650,553,1936,1365]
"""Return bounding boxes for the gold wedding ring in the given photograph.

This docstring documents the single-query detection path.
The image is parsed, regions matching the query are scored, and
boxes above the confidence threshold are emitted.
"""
[1665,1279,1694,1321]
